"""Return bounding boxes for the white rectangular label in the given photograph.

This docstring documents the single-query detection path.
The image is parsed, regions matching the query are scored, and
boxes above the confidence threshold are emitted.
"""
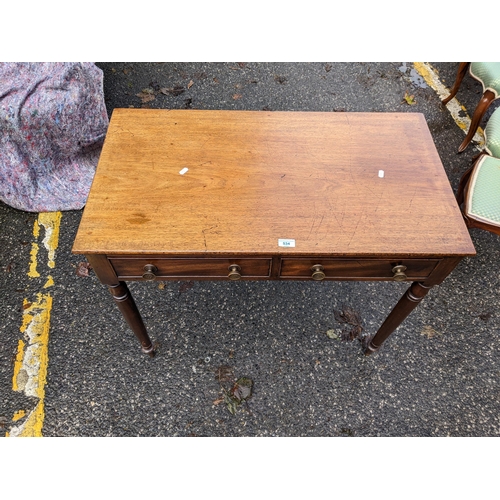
[278,239,296,247]
[179,167,189,175]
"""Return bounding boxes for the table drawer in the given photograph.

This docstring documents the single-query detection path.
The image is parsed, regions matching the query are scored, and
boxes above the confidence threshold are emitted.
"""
[279,258,440,281]
[109,257,272,280]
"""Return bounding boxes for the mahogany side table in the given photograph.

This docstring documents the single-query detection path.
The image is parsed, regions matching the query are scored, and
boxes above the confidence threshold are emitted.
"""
[72,109,476,357]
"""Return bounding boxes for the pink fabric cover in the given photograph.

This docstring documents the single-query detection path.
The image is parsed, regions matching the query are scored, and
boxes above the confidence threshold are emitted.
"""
[0,63,109,212]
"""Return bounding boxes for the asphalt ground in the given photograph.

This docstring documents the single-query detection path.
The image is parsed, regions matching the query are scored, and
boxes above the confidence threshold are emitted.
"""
[1,62,498,486]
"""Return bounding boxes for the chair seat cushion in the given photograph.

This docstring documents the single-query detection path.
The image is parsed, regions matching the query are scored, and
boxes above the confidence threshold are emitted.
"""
[470,62,500,98]
[484,105,500,158]
[466,155,500,226]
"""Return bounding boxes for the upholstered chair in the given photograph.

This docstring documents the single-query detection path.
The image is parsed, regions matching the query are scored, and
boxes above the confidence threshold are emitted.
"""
[442,62,500,153]
[456,105,500,234]
[456,153,500,236]
[483,104,500,158]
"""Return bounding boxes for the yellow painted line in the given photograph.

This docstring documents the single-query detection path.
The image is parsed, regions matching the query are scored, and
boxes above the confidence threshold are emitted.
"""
[13,410,26,422]
[39,212,62,269]
[12,339,25,392]
[28,242,40,278]
[12,410,26,422]
[413,62,484,150]
[17,293,53,398]
[33,218,40,238]
[9,401,45,438]
[8,211,62,438]
[44,275,54,288]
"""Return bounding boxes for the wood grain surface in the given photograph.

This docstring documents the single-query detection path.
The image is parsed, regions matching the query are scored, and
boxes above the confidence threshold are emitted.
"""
[72,109,475,258]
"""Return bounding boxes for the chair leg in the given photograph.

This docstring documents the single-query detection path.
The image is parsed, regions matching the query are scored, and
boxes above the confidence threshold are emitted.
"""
[442,62,470,105]
[458,90,496,153]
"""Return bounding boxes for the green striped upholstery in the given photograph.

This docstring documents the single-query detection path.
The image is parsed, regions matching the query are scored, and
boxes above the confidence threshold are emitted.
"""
[484,106,500,158]
[466,155,500,226]
[470,62,500,98]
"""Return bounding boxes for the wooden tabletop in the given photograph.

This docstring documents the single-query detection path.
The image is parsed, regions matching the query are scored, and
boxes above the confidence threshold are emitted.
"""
[72,109,476,258]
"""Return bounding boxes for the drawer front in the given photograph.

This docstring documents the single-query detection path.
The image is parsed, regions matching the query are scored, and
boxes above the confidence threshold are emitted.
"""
[109,257,271,280]
[279,258,440,280]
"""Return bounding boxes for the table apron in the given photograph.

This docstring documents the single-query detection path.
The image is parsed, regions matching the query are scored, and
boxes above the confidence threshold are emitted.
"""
[104,255,442,282]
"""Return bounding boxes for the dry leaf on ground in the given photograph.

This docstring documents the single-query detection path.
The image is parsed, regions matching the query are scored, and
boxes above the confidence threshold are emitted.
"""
[215,365,234,383]
[421,325,441,339]
[403,92,416,105]
[179,281,194,293]
[334,305,364,341]
[76,261,92,277]
[231,377,253,402]
[214,366,253,415]
[136,89,156,103]
[160,86,185,96]
[326,329,340,340]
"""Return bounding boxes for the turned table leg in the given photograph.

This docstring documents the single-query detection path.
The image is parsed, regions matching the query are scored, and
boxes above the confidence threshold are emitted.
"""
[365,281,432,355]
[108,282,155,357]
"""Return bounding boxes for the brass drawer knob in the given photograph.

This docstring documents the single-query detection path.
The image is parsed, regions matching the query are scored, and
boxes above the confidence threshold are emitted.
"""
[142,264,158,280]
[392,265,408,281]
[311,264,326,281]
[228,264,242,281]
